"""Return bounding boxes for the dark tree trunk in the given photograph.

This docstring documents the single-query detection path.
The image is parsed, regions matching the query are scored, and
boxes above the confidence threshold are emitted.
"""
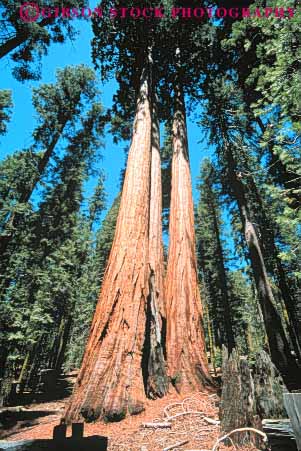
[226,145,301,389]
[48,316,73,375]
[253,350,287,419]
[0,34,27,59]
[204,176,235,352]
[220,348,262,447]
[247,175,301,360]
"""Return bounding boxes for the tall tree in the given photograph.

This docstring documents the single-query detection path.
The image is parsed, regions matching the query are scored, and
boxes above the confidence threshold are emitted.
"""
[200,74,301,387]
[0,65,102,257]
[0,90,12,136]
[0,94,105,403]
[0,0,83,80]
[64,54,164,423]
[196,159,235,352]
[226,141,301,388]
[197,8,301,382]
[165,56,211,393]
[63,0,175,421]
[221,7,301,351]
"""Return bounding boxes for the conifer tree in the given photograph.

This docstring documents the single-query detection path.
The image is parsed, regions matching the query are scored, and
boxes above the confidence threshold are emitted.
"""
[0,0,83,80]
[199,74,301,388]
[64,0,171,422]
[196,159,235,352]
[65,55,160,423]
[0,65,103,257]
[0,90,12,135]
[165,52,211,392]
[0,90,105,404]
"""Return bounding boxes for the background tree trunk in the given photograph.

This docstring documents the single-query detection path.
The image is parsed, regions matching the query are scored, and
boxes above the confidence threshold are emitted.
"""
[204,174,235,352]
[247,175,301,359]
[165,81,211,393]
[226,145,301,389]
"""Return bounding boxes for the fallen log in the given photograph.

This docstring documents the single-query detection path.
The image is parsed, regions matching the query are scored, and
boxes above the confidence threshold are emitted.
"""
[203,417,219,425]
[142,422,172,428]
[212,427,267,451]
[163,440,189,451]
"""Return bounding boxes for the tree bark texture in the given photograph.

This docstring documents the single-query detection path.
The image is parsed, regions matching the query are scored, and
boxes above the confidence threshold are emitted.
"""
[253,350,287,419]
[64,64,154,423]
[165,83,211,393]
[220,348,262,447]
[144,97,168,399]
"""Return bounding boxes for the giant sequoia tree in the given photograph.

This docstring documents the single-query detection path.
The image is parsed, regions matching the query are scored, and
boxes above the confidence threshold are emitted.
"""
[64,0,213,420]
[64,54,167,422]
[3,0,301,421]
[165,60,211,392]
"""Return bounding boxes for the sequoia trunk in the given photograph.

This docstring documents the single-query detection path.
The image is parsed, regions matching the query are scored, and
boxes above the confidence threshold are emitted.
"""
[64,62,153,423]
[145,96,168,398]
[165,82,211,393]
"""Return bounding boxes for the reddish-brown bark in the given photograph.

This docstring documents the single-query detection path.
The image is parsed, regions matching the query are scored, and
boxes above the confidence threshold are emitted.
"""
[64,65,153,423]
[165,84,211,393]
[145,99,168,398]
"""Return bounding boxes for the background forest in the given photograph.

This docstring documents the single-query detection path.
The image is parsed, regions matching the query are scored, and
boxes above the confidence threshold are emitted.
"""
[0,0,301,414]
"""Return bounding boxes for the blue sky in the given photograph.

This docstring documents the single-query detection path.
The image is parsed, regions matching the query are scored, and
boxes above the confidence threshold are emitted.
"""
[0,11,213,213]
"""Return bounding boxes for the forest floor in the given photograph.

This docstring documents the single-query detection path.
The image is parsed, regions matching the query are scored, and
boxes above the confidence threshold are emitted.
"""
[0,374,261,451]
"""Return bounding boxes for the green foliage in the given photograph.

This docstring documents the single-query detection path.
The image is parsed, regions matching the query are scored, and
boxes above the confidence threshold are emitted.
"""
[0,65,107,396]
[0,90,12,135]
[196,158,265,357]
[228,271,265,357]
[89,172,106,228]
[0,0,83,80]
[0,64,105,263]
[31,64,102,149]
[196,159,230,348]
[0,150,38,233]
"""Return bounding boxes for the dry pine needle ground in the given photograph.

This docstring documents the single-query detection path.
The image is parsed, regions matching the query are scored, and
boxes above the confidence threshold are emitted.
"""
[3,390,262,451]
